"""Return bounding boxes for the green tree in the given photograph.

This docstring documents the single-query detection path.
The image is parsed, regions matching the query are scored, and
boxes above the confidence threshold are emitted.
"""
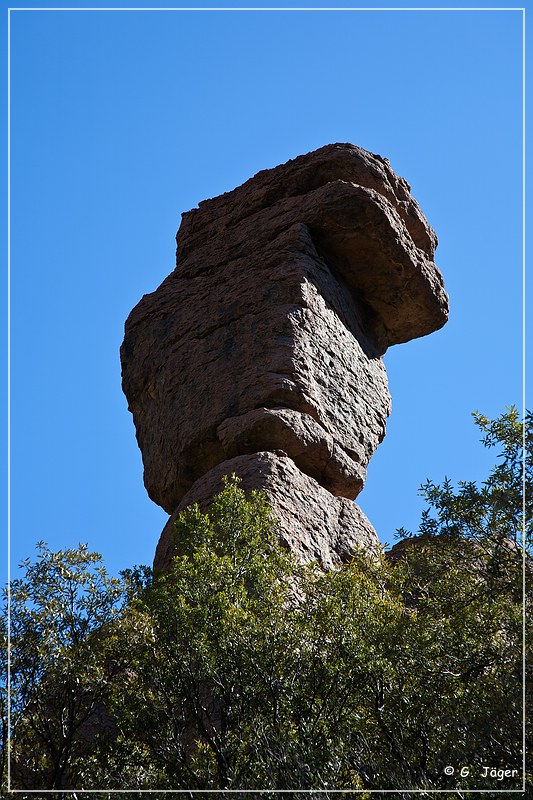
[4,543,140,791]
[383,406,530,791]
[114,410,528,792]
[400,407,532,553]
[2,409,529,796]
[115,404,529,790]
[114,477,301,790]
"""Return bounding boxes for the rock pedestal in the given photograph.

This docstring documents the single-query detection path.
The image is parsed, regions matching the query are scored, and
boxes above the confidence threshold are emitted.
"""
[120,143,448,571]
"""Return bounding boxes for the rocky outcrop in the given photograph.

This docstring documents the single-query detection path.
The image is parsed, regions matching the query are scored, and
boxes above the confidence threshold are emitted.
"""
[121,143,448,571]
[154,451,379,571]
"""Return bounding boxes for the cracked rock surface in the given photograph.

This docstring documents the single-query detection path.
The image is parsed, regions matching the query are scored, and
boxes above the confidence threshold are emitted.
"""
[121,143,448,571]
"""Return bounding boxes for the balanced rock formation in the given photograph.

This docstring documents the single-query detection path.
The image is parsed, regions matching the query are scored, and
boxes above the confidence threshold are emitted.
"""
[121,143,448,572]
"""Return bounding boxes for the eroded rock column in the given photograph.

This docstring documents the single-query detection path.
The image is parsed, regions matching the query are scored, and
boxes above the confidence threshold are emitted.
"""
[120,143,448,571]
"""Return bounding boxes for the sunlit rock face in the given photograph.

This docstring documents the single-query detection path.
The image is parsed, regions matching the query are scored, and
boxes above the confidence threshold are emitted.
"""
[120,144,449,572]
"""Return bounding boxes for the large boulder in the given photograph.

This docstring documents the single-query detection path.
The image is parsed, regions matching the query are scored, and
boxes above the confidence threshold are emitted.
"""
[154,452,379,572]
[121,143,448,570]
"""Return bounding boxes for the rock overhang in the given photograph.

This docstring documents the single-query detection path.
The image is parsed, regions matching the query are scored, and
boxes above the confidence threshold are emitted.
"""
[175,143,448,352]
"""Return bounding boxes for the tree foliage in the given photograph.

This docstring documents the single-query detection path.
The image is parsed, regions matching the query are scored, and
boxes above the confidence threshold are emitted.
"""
[399,407,531,553]
[2,544,136,791]
[1,409,530,797]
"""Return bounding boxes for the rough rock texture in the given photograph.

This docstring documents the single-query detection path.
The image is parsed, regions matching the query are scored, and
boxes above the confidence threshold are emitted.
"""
[121,143,449,571]
[154,452,379,571]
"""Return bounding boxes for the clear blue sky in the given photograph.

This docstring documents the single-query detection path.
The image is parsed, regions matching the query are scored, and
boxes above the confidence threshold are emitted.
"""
[2,2,526,584]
